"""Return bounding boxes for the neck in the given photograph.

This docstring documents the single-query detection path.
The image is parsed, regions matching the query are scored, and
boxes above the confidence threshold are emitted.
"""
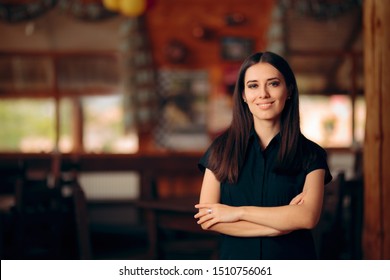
[253,120,280,150]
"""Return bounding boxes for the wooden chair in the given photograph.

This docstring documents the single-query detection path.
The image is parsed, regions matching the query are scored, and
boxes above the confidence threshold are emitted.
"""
[315,171,364,259]
[314,172,347,259]
[135,163,219,260]
[0,160,25,258]
[59,166,92,259]
[340,175,364,259]
[137,195,219,260]
[11,175,65,259]
[4,159,91,260]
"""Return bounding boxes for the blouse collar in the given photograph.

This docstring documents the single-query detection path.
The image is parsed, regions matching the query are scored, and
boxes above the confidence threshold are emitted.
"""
[249,127,281,152]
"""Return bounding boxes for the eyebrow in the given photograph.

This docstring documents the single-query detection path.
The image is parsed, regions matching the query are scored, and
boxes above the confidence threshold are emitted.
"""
[246,77,280,84]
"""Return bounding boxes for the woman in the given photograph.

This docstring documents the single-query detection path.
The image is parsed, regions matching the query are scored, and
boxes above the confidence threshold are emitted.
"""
[194,51,332,259]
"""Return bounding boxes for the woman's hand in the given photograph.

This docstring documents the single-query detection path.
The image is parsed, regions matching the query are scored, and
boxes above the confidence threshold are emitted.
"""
[195,192,305,229]
[194,203,241,229]
[289,192,305,205]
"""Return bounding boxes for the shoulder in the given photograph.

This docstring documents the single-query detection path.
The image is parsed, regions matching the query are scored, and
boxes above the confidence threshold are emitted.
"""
[300,135,327,157]
[198,144,212,173]
[300,134,333,184]
[198,131,229,172]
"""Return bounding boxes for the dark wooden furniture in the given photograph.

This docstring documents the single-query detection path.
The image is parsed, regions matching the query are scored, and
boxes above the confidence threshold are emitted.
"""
[137,195,219,259]
[0,152,213,259]
[315,172,364,260]
[0,154,91,259]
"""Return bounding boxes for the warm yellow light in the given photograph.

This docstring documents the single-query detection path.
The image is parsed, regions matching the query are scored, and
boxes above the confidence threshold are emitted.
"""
[103,0,120,11]
[119,0,146,17]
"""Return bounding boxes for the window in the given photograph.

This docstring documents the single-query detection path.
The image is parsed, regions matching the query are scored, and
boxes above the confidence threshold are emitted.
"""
[0,52,138,153]
[83,95,138,153]
[300,94,365,148]
[0,98,56,152]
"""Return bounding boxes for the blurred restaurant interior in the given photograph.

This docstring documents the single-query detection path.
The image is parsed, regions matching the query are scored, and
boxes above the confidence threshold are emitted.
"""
[0,0,389,260]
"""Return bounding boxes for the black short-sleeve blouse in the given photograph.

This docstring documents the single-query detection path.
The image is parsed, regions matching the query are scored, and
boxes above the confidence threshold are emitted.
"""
[198,132,332,260]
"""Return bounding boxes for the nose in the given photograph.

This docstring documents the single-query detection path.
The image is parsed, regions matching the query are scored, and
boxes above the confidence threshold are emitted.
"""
[258,85,270,99]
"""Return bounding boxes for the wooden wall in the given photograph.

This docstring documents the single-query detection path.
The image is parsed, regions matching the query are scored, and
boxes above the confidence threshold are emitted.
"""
[363,0,390,259]
[145,0,275,68]
[145,0,275,101]
[0,9,124,51]
[0,0,275,63]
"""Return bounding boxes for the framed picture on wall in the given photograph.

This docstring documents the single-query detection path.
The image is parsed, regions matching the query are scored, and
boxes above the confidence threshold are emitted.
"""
[221,36,254,61]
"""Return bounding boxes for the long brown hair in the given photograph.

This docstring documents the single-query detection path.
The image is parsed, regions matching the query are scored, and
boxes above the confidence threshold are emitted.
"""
[207,51,302,183]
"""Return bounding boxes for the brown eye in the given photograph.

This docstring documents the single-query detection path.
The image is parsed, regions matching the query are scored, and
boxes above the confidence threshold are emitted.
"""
[247,83,258,89]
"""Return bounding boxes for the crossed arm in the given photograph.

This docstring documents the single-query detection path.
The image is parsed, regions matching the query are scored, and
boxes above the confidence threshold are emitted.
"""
[194,168,325,237]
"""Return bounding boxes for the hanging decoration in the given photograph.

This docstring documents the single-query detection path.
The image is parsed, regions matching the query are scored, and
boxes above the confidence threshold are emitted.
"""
[103,0,155,17]
[0,1,119,22]
[57,0,116,21]
[266,4,286,56]
[0,0,58,23]
[279,0,362,21]
[120,16,158,142]
[120,0,146,17]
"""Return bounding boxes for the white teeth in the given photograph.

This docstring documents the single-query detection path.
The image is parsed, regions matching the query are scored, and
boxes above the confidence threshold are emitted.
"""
[258,103,272,107]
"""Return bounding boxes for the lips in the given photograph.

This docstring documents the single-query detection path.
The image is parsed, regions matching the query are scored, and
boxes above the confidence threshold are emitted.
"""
[256,101,274,108]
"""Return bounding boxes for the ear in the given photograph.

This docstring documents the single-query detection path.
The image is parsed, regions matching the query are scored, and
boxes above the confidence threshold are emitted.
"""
[242,92,247,103]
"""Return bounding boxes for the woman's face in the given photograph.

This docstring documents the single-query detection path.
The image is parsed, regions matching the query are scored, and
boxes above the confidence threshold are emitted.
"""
[243,62,289,126]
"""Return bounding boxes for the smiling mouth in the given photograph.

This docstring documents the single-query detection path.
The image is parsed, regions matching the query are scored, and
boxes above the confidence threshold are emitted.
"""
[256,101,274,108]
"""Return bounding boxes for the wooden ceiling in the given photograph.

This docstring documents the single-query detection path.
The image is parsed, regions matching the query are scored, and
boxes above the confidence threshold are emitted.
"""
[282,3,363,95]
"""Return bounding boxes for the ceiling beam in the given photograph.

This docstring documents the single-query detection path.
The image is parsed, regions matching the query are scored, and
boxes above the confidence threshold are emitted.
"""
[323,8,362,92]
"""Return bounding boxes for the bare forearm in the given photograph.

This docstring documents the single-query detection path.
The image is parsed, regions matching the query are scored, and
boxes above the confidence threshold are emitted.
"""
[196,170,324,232]
[206,220,291,237]
[198,171,324,231]
[196,203,320,232]
[239,205,318,231]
